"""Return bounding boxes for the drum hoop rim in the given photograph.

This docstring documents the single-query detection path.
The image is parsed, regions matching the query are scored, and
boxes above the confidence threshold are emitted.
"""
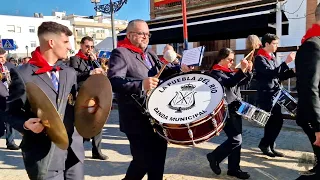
[281,89,298,103]
[155,118,226,145]
[239,101,271,115]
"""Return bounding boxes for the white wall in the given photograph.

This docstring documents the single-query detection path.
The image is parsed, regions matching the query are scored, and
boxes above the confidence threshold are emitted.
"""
[0,15,75,57]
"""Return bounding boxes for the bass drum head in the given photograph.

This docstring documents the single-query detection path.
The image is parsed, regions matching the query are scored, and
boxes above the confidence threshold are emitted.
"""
[147,72,224,125]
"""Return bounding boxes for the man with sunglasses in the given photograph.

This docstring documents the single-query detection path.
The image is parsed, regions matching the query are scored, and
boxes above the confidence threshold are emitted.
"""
[254,33,295,158]
[69,36,108,160]
[108,19,192,180]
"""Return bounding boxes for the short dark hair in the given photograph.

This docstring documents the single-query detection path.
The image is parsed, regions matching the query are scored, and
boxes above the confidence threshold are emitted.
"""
[80,36,94,44]
[261,33,279,47]
[213,48,234,65]
[38,21,73,37]
[0,47,6,55]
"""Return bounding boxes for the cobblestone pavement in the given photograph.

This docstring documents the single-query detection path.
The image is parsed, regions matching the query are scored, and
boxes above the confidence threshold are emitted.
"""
[0,110,315,180]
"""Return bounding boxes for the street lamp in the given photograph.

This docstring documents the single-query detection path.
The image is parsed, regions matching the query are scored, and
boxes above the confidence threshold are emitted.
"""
[91,0,128,49]
[91,0,101,7]
[25,45,29,57]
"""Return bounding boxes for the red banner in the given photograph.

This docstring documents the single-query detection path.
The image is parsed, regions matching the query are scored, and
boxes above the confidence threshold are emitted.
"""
[154,0,181,7]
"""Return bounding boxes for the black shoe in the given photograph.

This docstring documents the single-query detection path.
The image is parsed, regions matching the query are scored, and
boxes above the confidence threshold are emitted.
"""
[206,153,221,175]
[227,169,250,179]
[270,143,285,157]
[7,144,20,150]
[258,145,275,157]
[92,153,108,160]
[271,149,284,157]
[300,165,318,176]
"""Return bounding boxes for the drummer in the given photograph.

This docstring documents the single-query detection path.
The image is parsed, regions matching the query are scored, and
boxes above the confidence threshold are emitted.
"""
[108,19,193,180]
[207,48,252,179]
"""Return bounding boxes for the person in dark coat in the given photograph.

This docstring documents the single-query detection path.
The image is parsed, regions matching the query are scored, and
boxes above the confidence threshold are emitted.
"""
[69,36,108,160]
[0,47,19,150]
[108,19,192,180]
[295,3,320,179]
[207,48,252,179]
[254,33,295,157]
[6,21,84,180]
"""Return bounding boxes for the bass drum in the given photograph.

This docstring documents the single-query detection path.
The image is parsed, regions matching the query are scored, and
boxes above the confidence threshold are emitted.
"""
[147,71,228,146]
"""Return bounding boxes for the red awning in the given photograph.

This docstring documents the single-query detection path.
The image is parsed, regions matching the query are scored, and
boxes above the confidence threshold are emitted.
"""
[154,0,181,7]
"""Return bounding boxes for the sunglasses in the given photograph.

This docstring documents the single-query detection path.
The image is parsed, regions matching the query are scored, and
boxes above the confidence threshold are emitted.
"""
[227,58,234,62]
[85,45,95,49]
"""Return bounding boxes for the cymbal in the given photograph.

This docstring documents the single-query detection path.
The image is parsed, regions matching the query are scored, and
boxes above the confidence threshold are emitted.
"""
[75,74,113,138]
[25,82,69,150]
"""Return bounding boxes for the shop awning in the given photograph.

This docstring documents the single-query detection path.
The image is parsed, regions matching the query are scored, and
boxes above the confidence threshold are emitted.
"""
[118,3,288,45]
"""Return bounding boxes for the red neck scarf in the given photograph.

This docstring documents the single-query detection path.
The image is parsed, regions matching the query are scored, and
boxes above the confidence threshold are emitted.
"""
[159,57,169,64]
[28,47,61,74]
[256,48,273,60]
[301,24,320,44]
[117,37,145,59]
[211,64,234,73]
[75,50,89,60]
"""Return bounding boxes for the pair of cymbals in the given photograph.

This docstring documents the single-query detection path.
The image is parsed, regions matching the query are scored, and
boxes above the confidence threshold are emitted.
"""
[26,74,112,149]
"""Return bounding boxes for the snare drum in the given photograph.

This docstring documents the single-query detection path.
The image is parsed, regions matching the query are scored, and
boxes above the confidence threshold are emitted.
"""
[147,72,228,146]
[250,108,271,127]
[236,101,271,127]
[236,101,257,120]
[273,88,297,116]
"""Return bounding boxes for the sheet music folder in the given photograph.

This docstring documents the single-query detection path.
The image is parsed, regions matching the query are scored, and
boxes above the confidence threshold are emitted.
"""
[181,46,205,66]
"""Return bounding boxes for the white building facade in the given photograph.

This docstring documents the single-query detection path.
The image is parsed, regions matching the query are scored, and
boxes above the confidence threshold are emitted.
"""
[63,12,128,50]
[0,13,75,58]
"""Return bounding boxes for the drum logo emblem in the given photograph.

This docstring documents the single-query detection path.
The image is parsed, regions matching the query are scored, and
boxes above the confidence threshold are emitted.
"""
[168,83,196,113]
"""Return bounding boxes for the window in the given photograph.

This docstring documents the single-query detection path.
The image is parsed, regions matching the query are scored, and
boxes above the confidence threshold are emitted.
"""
[16,26,21,33]
[7,25,15,32]
[30,41,36,48]
[29,26,35,33]
[85,27,94,33]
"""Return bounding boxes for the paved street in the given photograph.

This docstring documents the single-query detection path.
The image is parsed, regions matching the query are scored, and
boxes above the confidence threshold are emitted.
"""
[0,110,315,180]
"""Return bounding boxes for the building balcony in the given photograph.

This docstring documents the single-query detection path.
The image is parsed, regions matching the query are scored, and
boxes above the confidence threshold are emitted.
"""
[72,21,127,31]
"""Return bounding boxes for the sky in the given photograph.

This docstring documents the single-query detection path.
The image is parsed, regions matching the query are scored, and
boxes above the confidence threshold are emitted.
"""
[0,0,150,21]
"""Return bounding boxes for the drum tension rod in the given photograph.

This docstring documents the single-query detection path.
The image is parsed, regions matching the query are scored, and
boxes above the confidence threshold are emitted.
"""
[149,118,157,133]
[186,124,196,146]
[211,115,220,136]
[159,122,170,144]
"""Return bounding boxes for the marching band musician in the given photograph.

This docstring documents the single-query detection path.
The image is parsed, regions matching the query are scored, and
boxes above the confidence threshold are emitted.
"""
[69,36,108,161]
[0,79,9,139]
[207,48,252,180]
[6,22,84,180]
[0,47,20,150]
[295,3,320,179]
[254,33,295,158]
[245,35,262,105]
[108,19,192,180]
